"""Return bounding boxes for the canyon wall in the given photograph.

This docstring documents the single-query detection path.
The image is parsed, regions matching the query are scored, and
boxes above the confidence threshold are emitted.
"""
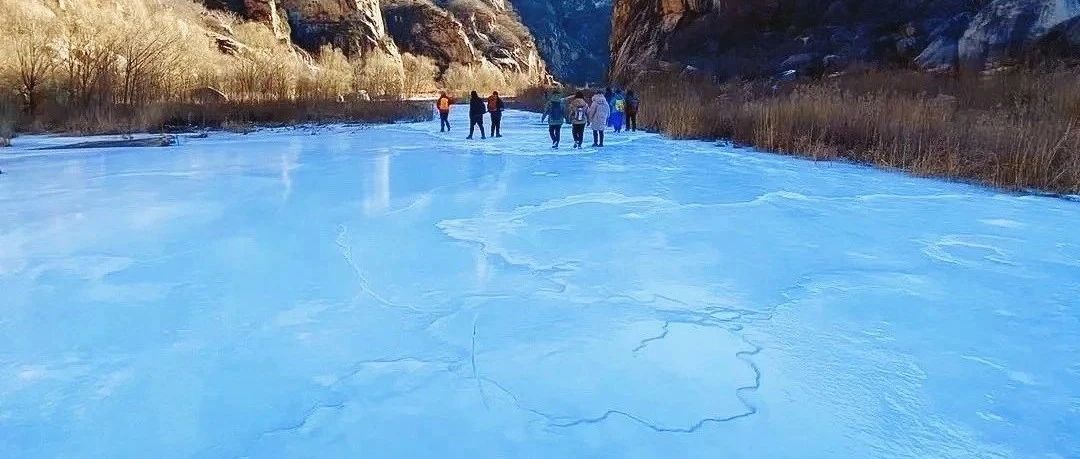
[609,0,1080,82]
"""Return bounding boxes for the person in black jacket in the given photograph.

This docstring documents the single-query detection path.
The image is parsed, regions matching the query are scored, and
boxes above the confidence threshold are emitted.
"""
[487,91,505,137]
[466,91,486,140]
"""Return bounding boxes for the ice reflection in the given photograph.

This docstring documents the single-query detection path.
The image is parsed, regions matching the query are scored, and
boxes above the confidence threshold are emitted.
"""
[279,147,300,203]
[364,151,391,215]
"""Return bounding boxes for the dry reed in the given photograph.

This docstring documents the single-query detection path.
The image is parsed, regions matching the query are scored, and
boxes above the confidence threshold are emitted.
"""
[634,70,1080,193]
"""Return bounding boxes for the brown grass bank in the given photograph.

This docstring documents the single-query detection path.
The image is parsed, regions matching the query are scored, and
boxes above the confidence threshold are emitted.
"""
[633,70,1080,194]
[4,98,432,135]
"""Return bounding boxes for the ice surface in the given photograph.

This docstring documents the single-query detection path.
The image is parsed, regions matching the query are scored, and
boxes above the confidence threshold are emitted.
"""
[1,108,1078,458]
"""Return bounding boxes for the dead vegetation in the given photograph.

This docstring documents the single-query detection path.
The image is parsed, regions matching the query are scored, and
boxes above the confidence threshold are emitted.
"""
[633,69,1080,193]
[0,0,432,136]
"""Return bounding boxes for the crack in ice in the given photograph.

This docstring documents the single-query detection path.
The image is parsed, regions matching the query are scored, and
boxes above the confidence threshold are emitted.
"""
[476,332,765,434]
[472,315,489,409]
[632,321,670,353]
[335,224,427,314]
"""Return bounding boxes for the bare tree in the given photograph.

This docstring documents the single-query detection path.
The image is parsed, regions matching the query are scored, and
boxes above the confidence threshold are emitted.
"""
[116,22,184,106]
[401,53,438,98]
[10,16,57,114]
[59,17,121,109]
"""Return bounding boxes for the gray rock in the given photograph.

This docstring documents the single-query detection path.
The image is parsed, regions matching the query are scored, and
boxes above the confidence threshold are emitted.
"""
[959,0,1080,69]
[1038,16,1080,56]
[608,0,1080,82]
[822,54,848,72]
[916,37,960,70]
[779,53,820,73]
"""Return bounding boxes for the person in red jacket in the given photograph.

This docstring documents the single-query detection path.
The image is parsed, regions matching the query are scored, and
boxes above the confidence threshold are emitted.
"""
[436,91,452,132]
[487,91,505,137]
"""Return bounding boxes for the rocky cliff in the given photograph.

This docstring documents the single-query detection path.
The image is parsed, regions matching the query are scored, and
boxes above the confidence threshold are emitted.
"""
[203,0,402,63]
[202,0,292,40]
[382,0,550,84]
[203,0,551,86]
[280,0,401,60]
[509,0,613,83]
[609,0,1080,82]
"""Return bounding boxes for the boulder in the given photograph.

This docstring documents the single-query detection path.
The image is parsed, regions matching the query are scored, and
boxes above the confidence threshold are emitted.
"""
[822,54,848,72]
[778,53,825,75]
[191,87,229,103]
[213,34,247,55]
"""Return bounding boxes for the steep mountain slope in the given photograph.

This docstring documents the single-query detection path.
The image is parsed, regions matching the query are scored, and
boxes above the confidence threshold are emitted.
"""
[280,0,402,60]
[610,0,1080,82]
[509,0,612,83]
[204,0,551,86]
[382,0,550,84]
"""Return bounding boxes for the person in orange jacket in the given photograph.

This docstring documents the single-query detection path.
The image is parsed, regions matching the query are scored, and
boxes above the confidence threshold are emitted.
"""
[487,91,505,137]
[436,91,452,132]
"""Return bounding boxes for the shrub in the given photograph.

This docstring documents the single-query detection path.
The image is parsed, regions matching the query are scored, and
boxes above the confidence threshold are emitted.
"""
[354,53,404,98]
[441,63,507,96]
[296,45,353,100]
[401,53,439,97]
[0,0,427,134]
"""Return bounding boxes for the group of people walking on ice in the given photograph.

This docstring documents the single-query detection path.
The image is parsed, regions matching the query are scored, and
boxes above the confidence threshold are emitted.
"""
[434,86,640,149]
[543,87,639,149]
[435,90,505,139]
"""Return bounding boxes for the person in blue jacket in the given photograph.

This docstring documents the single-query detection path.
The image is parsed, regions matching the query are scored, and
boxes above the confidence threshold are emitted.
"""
[545,94,567,149]
[611,89,626,133]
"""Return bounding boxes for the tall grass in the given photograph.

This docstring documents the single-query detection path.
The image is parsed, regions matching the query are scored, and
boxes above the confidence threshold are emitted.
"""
[0,0,439,137]
[635,70,1080,193]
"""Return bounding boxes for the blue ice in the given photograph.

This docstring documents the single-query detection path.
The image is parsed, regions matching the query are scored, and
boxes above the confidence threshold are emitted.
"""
[1,109,1078,458]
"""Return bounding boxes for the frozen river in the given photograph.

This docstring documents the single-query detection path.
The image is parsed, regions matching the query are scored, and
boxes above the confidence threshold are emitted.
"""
[1,109,1078,458]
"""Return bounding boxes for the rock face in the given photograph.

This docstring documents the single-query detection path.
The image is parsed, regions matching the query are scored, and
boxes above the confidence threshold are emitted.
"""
[509,0,613,83]
[1038,15,1080,56]
[205,0,550,85]
[959,0,1079,68]
[201,0,400,59]
[279,0,401,60]
[202,0,291,40]
[382,0,551,84]
[609,0,1080,82]
[384,0,478,65]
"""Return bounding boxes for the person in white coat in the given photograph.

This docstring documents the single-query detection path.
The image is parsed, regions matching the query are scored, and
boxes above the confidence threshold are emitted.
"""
[587,92,610,147]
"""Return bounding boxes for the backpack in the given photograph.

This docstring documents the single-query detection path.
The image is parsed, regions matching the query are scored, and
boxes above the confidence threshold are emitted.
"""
[487,96,498,112]
[574,105,586,122]
[438,97,450,111]
[547,100,563,119]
